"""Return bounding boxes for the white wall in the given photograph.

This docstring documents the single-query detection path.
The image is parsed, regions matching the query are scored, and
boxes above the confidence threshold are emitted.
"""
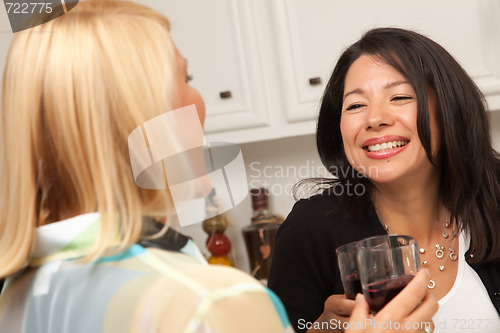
[490,112,500,151]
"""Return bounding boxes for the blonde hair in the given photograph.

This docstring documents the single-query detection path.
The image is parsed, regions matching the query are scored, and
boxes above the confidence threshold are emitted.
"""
[0,0,178,277]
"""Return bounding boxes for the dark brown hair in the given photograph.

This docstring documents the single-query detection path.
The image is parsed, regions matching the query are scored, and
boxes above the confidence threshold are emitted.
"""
[315,27,500,263]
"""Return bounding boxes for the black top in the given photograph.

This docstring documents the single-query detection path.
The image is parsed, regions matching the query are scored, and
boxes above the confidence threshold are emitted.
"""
[268,192,500,332]
[138,217,190,251]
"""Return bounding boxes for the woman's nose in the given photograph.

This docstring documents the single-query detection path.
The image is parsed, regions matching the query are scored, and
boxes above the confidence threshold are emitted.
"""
[364,102,394,130]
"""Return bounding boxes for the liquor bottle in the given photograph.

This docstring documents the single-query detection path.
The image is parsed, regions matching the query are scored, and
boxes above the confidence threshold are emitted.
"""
[202,189,233,266]
[242,188,284,283]
[203,214,233,266]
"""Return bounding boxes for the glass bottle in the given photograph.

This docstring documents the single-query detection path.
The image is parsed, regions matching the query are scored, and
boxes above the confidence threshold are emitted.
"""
[202,189,233,266]
[242,188,283,283]
[203,215,233,266]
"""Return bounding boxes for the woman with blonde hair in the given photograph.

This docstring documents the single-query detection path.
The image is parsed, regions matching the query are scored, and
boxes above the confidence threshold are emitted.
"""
[0,1,292,332]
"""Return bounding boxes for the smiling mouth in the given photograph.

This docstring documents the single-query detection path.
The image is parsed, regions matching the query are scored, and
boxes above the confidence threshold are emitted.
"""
[364,140,409,152]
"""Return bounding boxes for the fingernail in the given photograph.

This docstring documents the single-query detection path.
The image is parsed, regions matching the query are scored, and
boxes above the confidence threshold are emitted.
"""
[424,268,431,277]
[355,293,363,302]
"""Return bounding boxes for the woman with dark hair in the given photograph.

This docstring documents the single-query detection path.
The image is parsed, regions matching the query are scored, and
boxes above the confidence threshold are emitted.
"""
[268,27,500,333]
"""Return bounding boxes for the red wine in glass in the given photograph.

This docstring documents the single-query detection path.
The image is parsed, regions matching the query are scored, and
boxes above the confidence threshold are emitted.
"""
[343,272,363,300]
[364,274,414,313]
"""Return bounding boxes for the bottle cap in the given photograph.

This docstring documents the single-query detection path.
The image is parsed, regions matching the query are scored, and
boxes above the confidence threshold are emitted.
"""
[250,188,268,211]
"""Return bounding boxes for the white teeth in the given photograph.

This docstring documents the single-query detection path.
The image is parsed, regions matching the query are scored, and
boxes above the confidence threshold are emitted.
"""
[367,140,408,152]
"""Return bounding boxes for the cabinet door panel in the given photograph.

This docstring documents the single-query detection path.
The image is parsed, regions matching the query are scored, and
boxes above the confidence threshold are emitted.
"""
[137,0,270,133]
[273,0,500,123]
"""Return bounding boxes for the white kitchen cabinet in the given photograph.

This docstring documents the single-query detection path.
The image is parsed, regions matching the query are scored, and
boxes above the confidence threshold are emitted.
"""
[136,0,271,135]
[272,0,500,124]
[136,0,500,144]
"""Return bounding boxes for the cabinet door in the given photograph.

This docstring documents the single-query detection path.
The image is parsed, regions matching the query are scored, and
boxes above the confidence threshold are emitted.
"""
[136,0,270,134]
[272,0,500,123]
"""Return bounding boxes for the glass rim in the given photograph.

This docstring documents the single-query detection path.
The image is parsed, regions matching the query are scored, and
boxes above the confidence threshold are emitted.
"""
[356,234,416,251]
[335,240,359,254]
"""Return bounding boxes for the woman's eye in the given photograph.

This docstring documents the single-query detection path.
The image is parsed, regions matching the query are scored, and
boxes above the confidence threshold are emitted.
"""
[346,103,364,111]
[391,96,413,101]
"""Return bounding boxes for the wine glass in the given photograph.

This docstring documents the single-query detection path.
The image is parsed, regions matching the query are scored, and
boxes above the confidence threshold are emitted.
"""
[356,235,420,314]
[336,241,362,300]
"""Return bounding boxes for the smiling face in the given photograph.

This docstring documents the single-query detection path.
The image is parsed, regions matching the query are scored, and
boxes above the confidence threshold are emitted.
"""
[340,55,439,186]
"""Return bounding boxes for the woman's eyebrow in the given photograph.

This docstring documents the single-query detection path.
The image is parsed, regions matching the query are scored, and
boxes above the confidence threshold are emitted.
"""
[384,80,410,89]
[343,80,411,101]
[343,88,363,101]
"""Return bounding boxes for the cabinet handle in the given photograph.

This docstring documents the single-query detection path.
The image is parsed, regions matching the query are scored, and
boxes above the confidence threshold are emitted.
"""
[219,91,232,99]
[309,77,322,86]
